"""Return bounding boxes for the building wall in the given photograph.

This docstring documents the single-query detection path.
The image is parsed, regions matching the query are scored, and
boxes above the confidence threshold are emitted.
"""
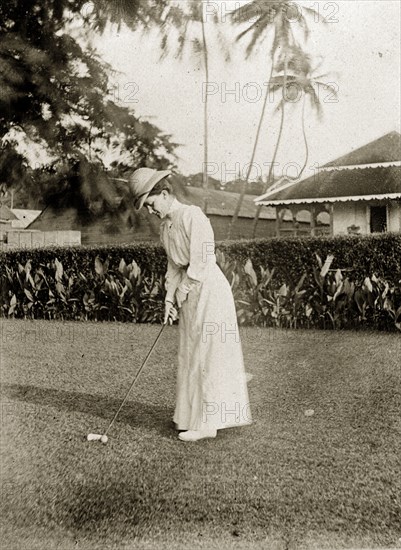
[208,215,276,240]
[79,216,276,244]
[28,207,307,245]
[77,215,277,244]
[0,221,13,249]
[5,230,81,250]
[81,228,156,245]
[333,200,401,235]
[388,201,401,232]
[332,202,368,234]
[0,221,12,236]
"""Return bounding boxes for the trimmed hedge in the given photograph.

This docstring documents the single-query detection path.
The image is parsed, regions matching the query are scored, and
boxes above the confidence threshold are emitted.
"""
[1,233,400,285]
[1,233,400,330]
[218,233,401,285]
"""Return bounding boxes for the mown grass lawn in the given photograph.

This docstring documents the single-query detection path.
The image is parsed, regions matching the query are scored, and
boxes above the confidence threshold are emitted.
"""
[1,320,400,550]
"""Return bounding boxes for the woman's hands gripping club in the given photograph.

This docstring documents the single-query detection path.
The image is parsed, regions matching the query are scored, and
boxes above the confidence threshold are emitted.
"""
[164,301,178,325]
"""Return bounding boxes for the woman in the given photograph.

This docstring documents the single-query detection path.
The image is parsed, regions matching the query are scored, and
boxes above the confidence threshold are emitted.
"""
[129,168,252,442]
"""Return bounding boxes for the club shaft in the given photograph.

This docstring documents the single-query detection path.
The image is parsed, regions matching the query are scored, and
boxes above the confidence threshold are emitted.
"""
[104,323,166,436]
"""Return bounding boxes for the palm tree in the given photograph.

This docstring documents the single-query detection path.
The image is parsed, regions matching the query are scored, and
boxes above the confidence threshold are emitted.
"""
[200,4,210,190]
[227,0,320,239]
[159,1,221,192]
[294,58,338,178]
[250,49,338,235]
[252,47,334,237]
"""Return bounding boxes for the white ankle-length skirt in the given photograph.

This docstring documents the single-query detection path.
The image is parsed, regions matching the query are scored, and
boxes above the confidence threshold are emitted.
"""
[173,263,252,431]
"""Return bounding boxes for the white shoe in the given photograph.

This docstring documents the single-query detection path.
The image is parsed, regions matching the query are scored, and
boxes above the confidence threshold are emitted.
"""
[178,429,217,442]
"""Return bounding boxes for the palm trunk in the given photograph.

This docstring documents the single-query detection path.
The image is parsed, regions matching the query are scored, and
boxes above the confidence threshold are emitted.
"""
[299,92,308,178]
[227,62,275,240]
[88,123,92,161]
[201,11,209,192]
[251,54,288,238]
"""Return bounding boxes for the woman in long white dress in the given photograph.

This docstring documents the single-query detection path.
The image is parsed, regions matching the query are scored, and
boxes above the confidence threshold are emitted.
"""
[129,168,252,441]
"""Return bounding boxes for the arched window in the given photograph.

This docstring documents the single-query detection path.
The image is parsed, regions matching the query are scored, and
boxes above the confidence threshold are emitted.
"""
[278,208,295,236]
[295,210,312,236]
[316,211,331,235]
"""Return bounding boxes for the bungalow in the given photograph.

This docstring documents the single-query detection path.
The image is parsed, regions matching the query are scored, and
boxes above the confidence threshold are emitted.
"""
[187,187,312,240]
[254,131,401,236]
[28,184,314,245]
[0,206,78,250]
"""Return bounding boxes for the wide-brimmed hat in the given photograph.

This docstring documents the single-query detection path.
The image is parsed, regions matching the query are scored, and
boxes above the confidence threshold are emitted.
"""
[128,168,171,210]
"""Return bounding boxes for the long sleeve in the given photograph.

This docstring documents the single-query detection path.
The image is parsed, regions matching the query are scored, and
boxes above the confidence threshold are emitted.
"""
[165,258,182,303]
[176,207,215,298]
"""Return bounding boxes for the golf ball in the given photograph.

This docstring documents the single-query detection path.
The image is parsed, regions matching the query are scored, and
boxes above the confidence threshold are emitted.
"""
[101,435,108,444]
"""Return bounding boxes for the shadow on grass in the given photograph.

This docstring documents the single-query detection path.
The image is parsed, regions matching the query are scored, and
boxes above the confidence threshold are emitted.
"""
[2,383,175,437]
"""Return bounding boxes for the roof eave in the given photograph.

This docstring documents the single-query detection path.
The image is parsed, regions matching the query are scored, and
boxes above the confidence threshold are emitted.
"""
[255,193,401,206]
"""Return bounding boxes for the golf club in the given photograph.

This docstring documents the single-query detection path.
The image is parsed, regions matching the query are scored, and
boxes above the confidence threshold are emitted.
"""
[87,322,166,444]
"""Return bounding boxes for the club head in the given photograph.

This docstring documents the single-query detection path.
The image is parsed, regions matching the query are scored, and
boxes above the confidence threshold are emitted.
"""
[87,433,102,441]
[87,433,108,444]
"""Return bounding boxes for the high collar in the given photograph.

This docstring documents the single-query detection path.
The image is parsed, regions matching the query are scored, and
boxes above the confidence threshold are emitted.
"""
[165,198,183,219]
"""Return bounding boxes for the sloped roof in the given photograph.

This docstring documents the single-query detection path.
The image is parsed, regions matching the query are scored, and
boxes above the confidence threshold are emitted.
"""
[182,187,314,221]
[0,204,18,221]
[184,187,276,219]
[28,187,277,230]
[323,131,400,167]
[11,209,42,228]
[255,165,401,205]
[28,187,314,237]
[27,206,163,245]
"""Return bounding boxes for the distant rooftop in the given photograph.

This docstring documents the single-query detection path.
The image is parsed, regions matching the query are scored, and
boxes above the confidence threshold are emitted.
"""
[0,204,18,222]
[11,209,42,228]
[322,131,400,168]
[255,165,401,206]
[255,131,401,206]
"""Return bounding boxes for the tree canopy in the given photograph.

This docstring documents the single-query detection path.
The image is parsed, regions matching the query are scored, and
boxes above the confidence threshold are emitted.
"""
[0,0,176,213]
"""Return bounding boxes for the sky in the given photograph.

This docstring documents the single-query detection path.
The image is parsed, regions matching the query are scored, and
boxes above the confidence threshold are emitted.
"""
[92,0,401,185]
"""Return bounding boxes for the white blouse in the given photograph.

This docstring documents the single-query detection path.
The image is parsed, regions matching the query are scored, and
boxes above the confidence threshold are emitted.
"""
[160,202,216,304]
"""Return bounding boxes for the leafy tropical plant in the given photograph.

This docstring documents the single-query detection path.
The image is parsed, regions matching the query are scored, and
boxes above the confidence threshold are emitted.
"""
[354,274,401,331]
[2,249,400,331]
[46,258,83,320]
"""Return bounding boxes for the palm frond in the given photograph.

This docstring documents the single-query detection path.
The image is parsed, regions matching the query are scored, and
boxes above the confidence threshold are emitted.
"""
[302,5,327,24]
[230,1,276,25]
[295,13,310,42]
[245,24,271,58]
[216,27,231,63]
[313,72,331,81]
[315,81,338,98]
[274,98,285,114]
[235,18,262,42]
[307,87,323,120]
[192,37,203,58]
